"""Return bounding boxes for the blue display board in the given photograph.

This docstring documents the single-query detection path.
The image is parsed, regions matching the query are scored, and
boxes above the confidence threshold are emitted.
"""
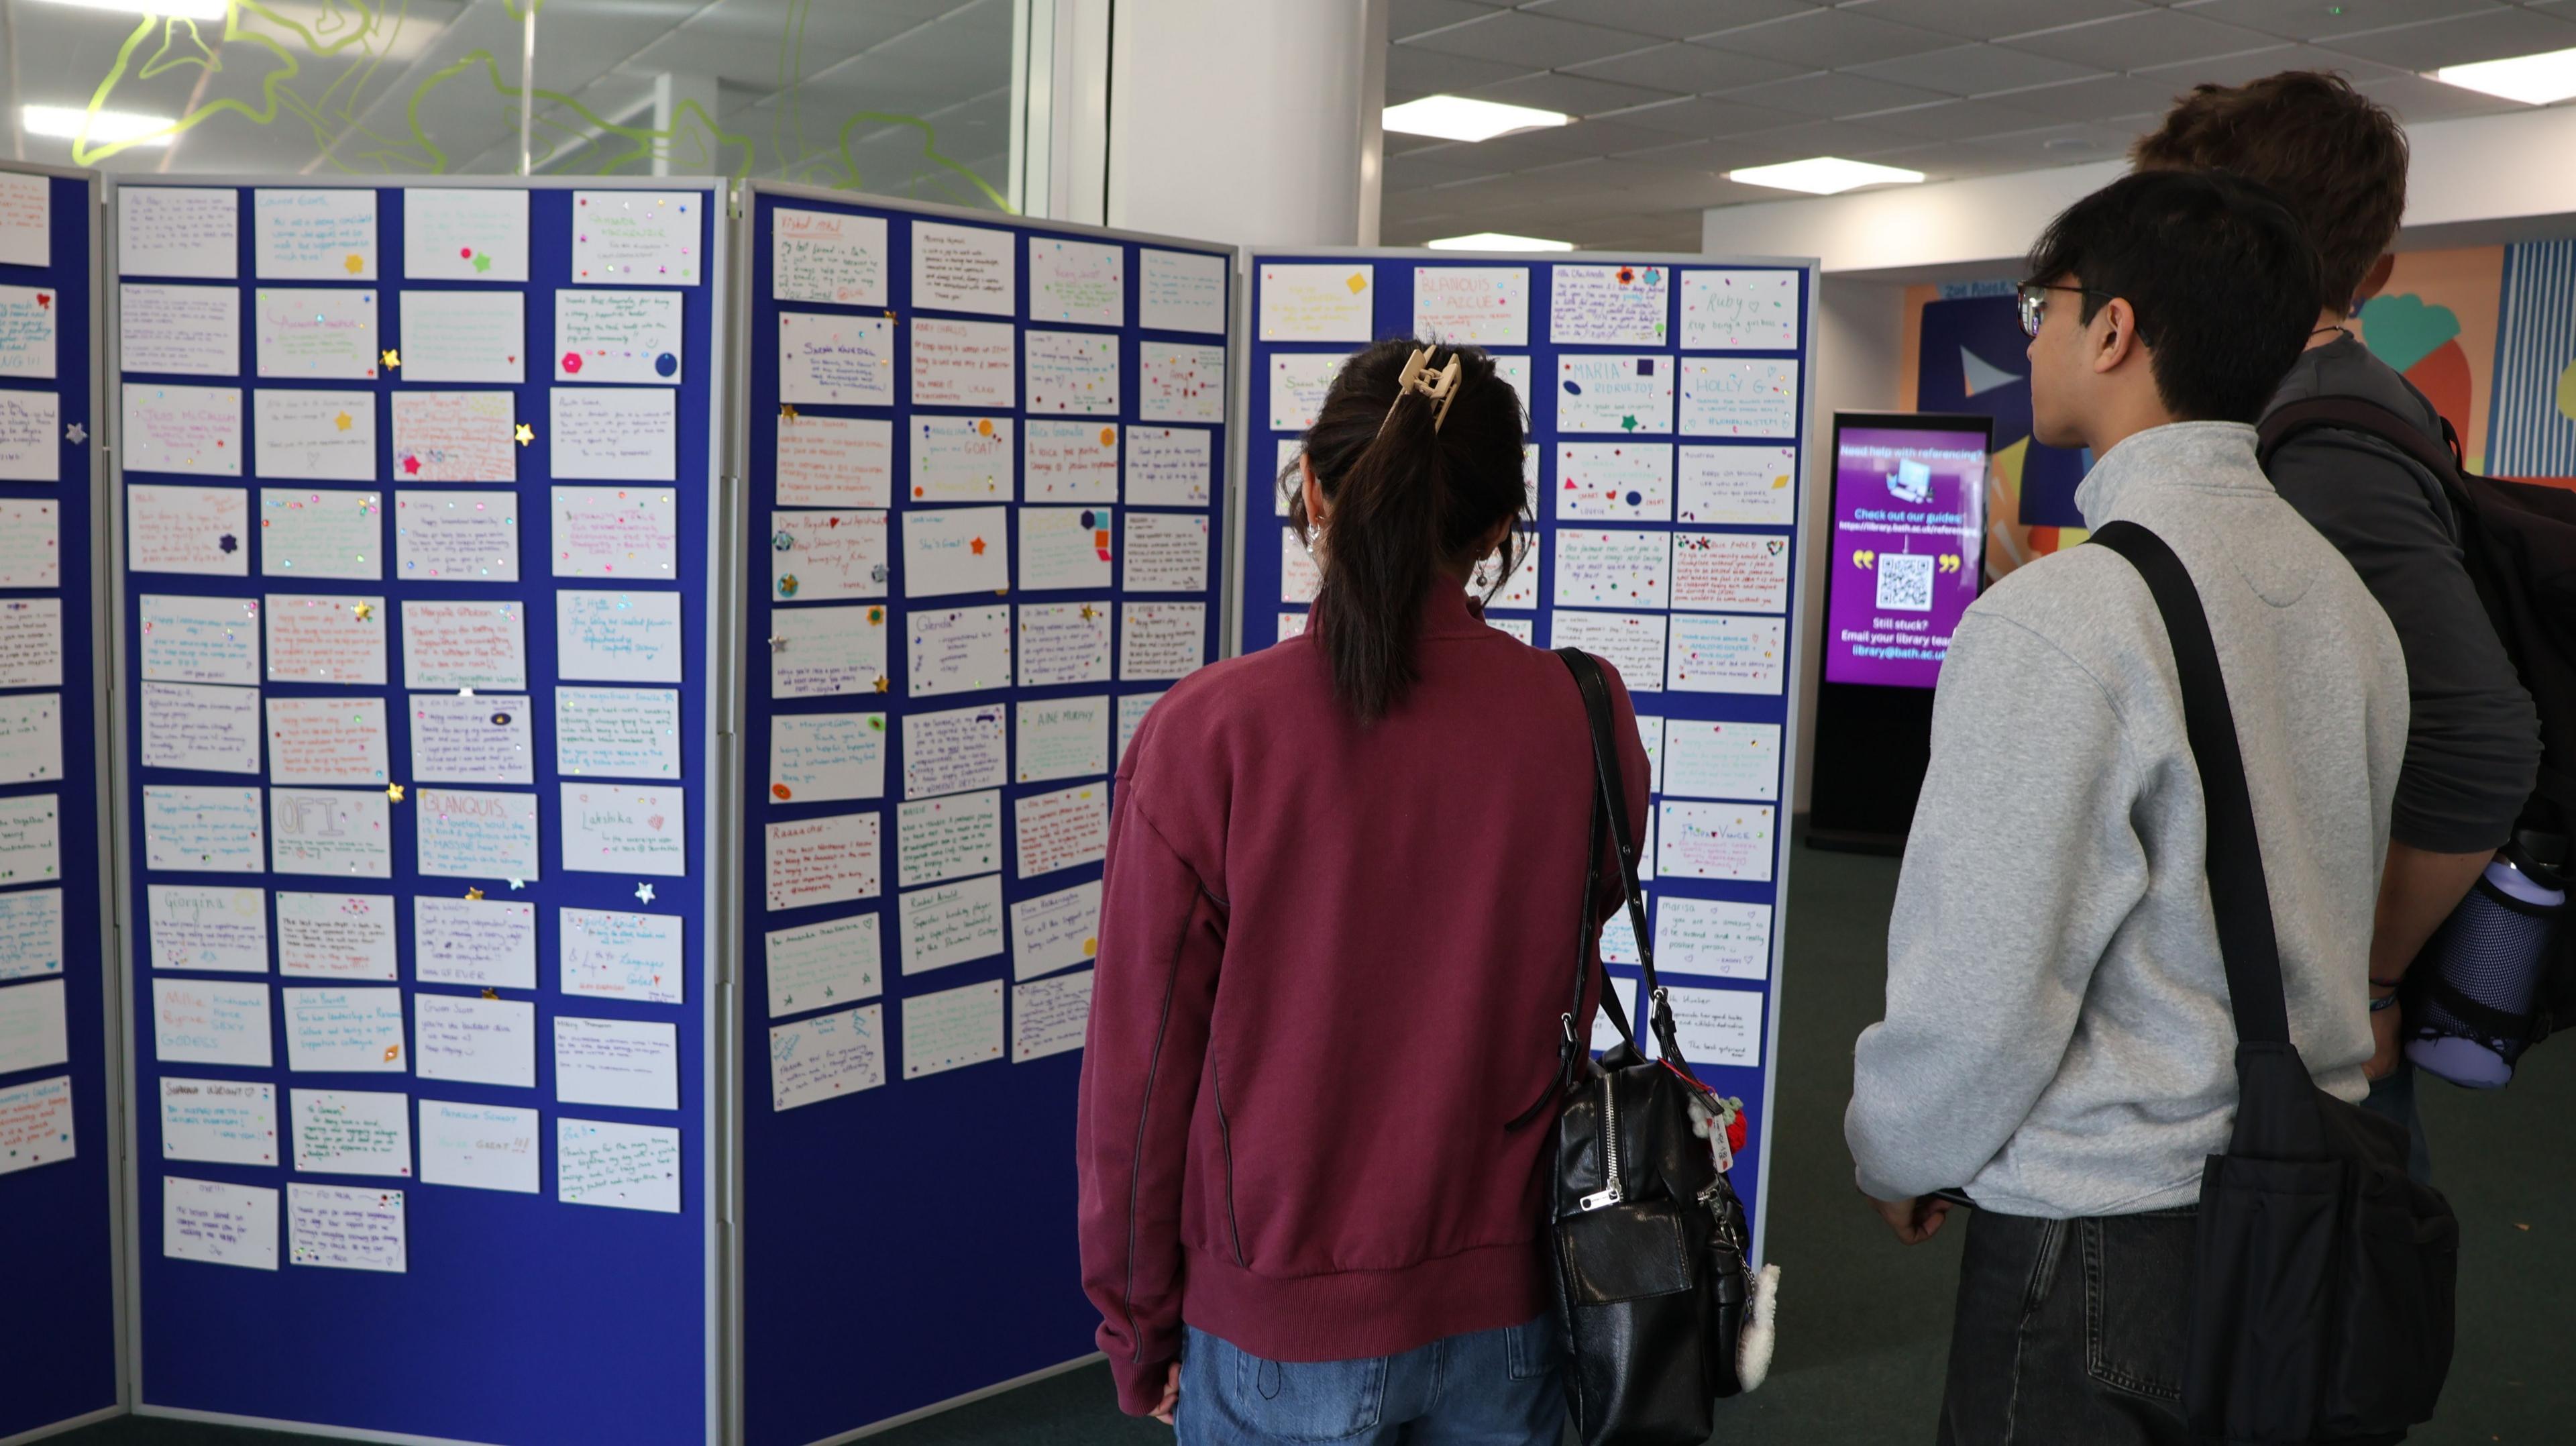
[735,182,1235,1445]
[0,162,121,1444]
[1242,252,1812,1262]
[111,180,722,1445]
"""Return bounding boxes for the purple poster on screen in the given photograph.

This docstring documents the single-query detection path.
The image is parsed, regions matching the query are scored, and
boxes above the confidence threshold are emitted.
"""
[1824,425,1988,688]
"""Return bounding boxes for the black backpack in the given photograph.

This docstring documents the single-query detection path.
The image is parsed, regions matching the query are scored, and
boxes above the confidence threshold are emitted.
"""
[2258,398,2576,1043]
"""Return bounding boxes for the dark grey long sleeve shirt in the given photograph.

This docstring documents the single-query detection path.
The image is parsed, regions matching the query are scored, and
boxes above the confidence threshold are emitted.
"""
[2263,336,2540,853]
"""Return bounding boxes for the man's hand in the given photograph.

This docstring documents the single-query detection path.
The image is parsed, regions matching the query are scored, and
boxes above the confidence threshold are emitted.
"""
[1865,1190,1953,1245]
[2365,1001,2403,1081]
[1152,1361,1180,1427]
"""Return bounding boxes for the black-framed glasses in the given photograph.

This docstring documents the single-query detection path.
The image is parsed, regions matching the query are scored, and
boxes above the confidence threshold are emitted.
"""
[2015,282,2111,339]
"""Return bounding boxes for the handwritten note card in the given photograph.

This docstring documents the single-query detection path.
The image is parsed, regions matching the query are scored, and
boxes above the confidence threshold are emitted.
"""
[408,692,533,784]
[1656,801,1776,882]
[903,702,1007,798]
[413,994,535,1087]
[551,387,676,480]
[552,485,676,578]
[254,189,376,280]
[287,1182,406,1273]
[1676,445,1796,525]
[281,986,406,1072]
[1466,531,1538,611]
[1118,692,1162,764]
[1664,984,1763,1066]
[773,207,886,305]
[1679,358,1798,437]
[557,1117,680,1212]
[0,691,58,782]
[912,317,1016,408]
[555,1015,678,1110]
[1665,613,1785,694]
[559,907,682,1003]
[896,789,1002,889]
[164,1176,278,1270]
[254,288,378,380]
[770,712,885,805]
[1026,420,1119,502]
[1014,969,1094,1063]
[418,1099,539,1193]
[1552,263,1670,345]
[403,189,529,282]
[416,787,541,879]
[1680,269,1799,350]
[390,391,515,482]
[555,686,680,779]
[119,187,237,280]
[780,313,894,405]
[1018,601,1113,686]
[1557,442,1673,521]
[142,787,264,874]
[1016,696,1108,784]
[393,491,518,582]
[1029,236,1124,325]
[1140,248,1226,333]
[1123,425,1209,507]
[572,191,700,284]
[266,696,388,786]
[0,173,46,268]
[1012,880,1099,981]
[123,389,243,478]
[559,781,684,877]
[400,598,519,689]
[766,812,881,911]
[1025,329,1120,415]
[913,220,1014,315]
[289,1087,409,1174]
[148,885,267,974]
[0,389,55,482]
[1016,782,1107,878]
[1550,611,1666,692]
[1671,531,1790,613]
[0,285,54,380]
[0,598,59,687]
[0,888,61,982]
[1268,352,1341,432]
[777,414,892,507]
[554,289,684,384]
[908,604,1011,697]
[1124,511,1207,592]
[0,794,57,890]
[1662,719,1781,803]
[152,978,270,1067]
[400,289,521,383]
[898,874,1004,976]
[0,977,66,1074]
[556,589,681,682]
[902,978,1004,1079]
[772,507,889,603]
[1018,505,1111,591]
[1139,341,1224,423]
[0,499,54,589]
[1658,898,1771,980]
[909,415,1012,501]
[159,1077,274,1167]
[270,787,391,878]
[770,1004,886,1109]
[1260,263,1372,342]
[413,895,537,990]
[256,486,379,581]
[1120,602,1203,682]
[0,1074,72,1176]
[765,914,881,1019]
[1558,354,1674,434]
[769,603,885,700]
[121,284,239,375]
[1556,529,1670,610]
[254,395,378,486]
[1413,266,1529,346]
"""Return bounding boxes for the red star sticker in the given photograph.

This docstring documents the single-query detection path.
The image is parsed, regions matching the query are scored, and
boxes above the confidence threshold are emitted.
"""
[402,454,422,475]
[969,537,986,556]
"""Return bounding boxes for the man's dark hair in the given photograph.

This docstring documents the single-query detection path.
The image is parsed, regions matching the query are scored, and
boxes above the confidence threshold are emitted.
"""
[2131,70,2408,308]
[2024,170,2322,424]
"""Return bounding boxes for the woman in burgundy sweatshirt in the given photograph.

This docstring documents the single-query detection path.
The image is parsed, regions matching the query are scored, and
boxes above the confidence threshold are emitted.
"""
[1077,338,1651,1443]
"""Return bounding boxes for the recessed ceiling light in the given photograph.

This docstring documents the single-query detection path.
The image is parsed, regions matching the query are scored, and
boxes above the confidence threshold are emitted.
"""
[1425,232,1576,252]
[21,105,175,146]
[1727,156,1926,195]
[2431,45,2576,105]
[1383,95,1570,143]
[30,0,229,18]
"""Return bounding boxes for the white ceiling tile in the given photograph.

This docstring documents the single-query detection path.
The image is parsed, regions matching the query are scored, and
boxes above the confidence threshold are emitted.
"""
[1697,7,1966,67]
[1601,94,1813,136]
[1846,97,2084,140]
[2007,10,2293,68]
[2313,5,2576,66]
[2132,42,2410,86]
[1405,10,1682,67]
[1715,70,1959,118]
[1849,0,2157,41]
[1562,41,1814,93]
[1988,71,2203,119]
[1521,0,1821,42]
[1715,116,1941,162]
[1385,151,1514,189]
[1469,70,1693,113]
[1386,44,1539,101]
[2174,0,2506,44]
[1845,42,2109,96]
[1392,0,1509,43]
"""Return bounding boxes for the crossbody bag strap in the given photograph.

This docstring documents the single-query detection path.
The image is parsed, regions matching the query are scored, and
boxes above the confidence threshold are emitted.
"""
[1557,648,1693,1068]
[2088,521,2292,1045]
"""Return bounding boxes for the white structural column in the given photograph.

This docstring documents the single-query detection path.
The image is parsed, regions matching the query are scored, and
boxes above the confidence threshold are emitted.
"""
[1104,0,1383,248]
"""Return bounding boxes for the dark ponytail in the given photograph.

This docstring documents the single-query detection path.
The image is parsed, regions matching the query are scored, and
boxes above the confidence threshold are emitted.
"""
[1284,338,1529,723]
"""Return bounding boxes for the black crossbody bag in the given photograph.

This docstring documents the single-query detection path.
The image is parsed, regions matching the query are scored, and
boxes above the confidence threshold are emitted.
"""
[1513,648,1757,1446]
[2091,521,2457,1443]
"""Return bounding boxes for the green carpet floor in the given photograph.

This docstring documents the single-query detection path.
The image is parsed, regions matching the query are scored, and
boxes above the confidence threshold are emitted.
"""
[52,840,2574,1445]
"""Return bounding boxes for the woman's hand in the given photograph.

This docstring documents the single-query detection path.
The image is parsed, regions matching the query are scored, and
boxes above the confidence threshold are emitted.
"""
[1152,1361,1180,1427]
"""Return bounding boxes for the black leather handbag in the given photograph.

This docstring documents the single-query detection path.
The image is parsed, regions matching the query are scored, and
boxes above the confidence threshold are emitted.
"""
[2092,521,2457,1443]
[1526,648,1760,1446]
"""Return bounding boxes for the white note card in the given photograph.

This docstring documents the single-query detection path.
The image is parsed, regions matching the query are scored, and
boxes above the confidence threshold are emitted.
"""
[1656,801,1777,882]
[254,189,376,280]
[290,1087,411,1176]
[559,907,684,1004]
[1011,879,1099,980]
[558,781,686,877]
[403,189,529,282]
[1013,969,1094,1064]
[770,1004,887,1110]
[1260,263,1373,342]
[1140,248,1226,333]
[551,387,676,481]
[912,220,1014,315]
[557,1117,680,1212]
[413,896,537,990]
[418,1099,540,1194]
[400,289,522,384]
[553,1015,679,1110]
[281,986,407,1072]
[772,208,886,306]
[572,191,702,285]
[1657,897,1772,982]
[767,914,881,1019]
[0,1074,73,1176]
[164,1176,278,1270]
[902,978,1004,1079]
[0,976,67,1074]
[287,1182,406,1273]
[556,589,682,683]
[152,978,271,1068]
[413,994,535,1088]
[780,313,894,405]
[158,1077,275,1167]
[123,390,244,480]
[416,787,541,880]
[119,188,238,280]
[274,890,398,980]
[121,283,239,376]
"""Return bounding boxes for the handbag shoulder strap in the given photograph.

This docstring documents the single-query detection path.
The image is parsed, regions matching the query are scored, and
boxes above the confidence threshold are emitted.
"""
[1554,648,1686,1065]
[2088,521,2292,1045]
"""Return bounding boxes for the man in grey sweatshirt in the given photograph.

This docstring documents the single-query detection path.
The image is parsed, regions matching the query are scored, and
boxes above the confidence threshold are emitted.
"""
[1846,171,2409,1443]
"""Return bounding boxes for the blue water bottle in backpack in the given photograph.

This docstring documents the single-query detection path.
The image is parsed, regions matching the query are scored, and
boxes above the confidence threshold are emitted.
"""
[2406,833,2569,1088]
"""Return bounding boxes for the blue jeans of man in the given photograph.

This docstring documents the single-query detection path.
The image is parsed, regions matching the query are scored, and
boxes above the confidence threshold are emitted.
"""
[1175,1318,1565,1445]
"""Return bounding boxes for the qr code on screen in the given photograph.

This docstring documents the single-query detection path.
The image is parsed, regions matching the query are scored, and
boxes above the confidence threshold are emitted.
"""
[1875,552,1935,613]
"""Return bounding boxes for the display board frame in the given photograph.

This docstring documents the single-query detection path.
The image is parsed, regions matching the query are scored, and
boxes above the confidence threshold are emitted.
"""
[0,157,125,1446]
[728,179,1239,1446]
[106,174,729,1446]
[1240,246,1815,1266]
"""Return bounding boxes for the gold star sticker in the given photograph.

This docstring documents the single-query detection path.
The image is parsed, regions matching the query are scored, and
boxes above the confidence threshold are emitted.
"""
[780,404,798,421]
[350,601,374,621]
[1079,603,1097,621]
[384,783,405,803]
[883,309,900,325]
[464,886,484,900]
[873,675,890,693]
[515,423,535,446]
[343,253,365,275]
[381,348,400,369]
[333,411,353,431]
[480,988,499,1000]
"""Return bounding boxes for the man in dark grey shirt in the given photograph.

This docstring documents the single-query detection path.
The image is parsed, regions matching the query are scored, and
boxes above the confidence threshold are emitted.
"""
[2136,74,2541,1172]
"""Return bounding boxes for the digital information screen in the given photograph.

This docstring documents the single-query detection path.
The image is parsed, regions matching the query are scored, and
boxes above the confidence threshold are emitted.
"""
[1823,422,1990,688]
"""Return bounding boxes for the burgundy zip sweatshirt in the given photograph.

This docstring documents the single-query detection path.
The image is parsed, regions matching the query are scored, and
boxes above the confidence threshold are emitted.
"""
[1075,588,1651,1414]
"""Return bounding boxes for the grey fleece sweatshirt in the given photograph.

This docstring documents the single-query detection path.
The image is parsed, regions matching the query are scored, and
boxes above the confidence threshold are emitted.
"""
[1847,421,2408,1218]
